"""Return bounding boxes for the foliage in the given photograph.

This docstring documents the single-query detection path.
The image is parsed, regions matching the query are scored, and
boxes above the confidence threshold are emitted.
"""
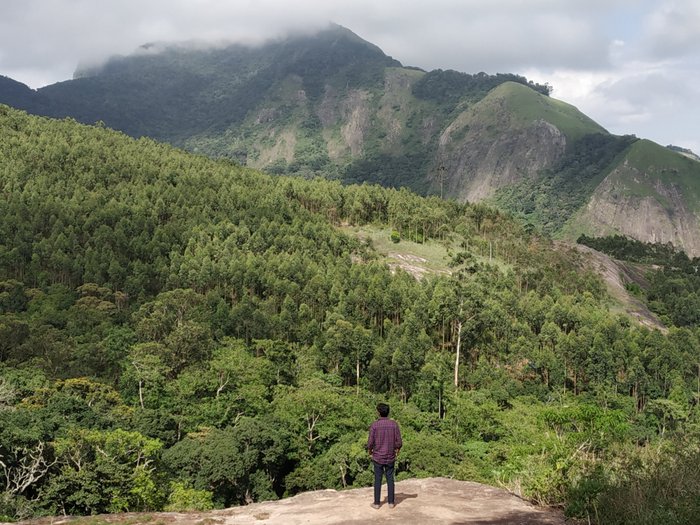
[164,482,215,512]
[0,105,698,523]
[576,234,679,265]
[411,70,551,109]
[493,133,638,234]
[577,234,700,327]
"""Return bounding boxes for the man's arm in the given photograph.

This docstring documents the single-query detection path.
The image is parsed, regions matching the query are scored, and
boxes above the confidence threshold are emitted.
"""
[367,423,375,454]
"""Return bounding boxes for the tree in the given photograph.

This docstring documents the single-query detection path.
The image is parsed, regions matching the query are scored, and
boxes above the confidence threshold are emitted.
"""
[322,318,373,392]
[43,429,162,515]
[124,343,170,409]
[273,379,344,455]
[162,417,290,506]
[1,442,54,498]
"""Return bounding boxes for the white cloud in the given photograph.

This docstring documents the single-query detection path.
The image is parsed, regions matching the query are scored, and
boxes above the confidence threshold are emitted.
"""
[0,0,697,152]
[645,0,700,58]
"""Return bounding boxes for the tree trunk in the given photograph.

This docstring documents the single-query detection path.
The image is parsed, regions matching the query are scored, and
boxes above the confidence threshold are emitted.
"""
[138,379,144,409]
[454,320,462,388]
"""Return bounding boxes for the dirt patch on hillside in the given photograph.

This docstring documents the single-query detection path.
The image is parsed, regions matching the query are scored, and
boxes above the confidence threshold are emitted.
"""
[387,252,451,280]
[572,243,666,331]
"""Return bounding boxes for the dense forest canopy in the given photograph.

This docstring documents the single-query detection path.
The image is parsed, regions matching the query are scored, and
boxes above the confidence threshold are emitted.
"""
[1,105,699,524]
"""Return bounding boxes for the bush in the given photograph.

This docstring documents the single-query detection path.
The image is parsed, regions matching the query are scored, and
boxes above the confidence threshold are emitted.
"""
[594,443,700,525]
[165,482,215,512]
[390,230,400,243]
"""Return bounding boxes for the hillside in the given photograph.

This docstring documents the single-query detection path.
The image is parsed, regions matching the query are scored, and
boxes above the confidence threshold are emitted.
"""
[560,139,700,254]
[2,25,698,254]
[436,81,606,203]
[2,105,700,524]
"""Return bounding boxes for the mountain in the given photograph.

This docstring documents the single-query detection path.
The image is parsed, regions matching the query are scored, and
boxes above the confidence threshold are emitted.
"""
[667,144,700,162]
[561,140,700,253]
[2,24,699,254]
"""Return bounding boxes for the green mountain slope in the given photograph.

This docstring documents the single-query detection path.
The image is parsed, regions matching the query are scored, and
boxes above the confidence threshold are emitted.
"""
[435,81,609,203]
[1,25,698,254]
[2,104,700,525]
[487,81,606,142]
[560,140,700,254]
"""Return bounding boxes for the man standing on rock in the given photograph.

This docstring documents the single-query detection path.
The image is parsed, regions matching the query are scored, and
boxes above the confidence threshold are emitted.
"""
[367,402,402,509]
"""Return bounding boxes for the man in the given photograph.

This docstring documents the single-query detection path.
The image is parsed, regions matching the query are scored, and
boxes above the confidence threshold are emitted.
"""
[367,402,402,509]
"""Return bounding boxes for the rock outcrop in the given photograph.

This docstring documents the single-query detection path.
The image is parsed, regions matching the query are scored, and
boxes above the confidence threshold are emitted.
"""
[15,478,564,525]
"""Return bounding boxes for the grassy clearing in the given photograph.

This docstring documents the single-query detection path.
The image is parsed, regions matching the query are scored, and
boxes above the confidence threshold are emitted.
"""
[496,82,606,142]
[343,224,512,277]
[342,224,454,277]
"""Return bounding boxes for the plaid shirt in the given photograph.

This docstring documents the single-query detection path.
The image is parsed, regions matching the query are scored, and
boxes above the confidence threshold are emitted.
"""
[367,417,402,464]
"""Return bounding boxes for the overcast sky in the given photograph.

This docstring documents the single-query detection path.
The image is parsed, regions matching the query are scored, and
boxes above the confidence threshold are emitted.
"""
[1,0,698,152]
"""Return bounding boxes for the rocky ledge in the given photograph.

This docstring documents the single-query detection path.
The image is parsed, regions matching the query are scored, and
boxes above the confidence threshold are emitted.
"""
[15,477,565,525]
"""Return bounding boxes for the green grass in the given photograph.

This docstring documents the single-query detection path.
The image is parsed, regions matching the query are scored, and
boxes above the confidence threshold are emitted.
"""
[627,140,700,204]
[342,224,512,276]
[493,82,607,143]
[602,140,700,214]
[343,224,454,276]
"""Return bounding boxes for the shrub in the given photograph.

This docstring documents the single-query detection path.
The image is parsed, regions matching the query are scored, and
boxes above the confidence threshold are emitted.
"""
[165,482,215,512]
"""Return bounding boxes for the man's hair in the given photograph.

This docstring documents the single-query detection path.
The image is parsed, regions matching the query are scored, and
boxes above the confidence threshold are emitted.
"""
[377,403,390,417]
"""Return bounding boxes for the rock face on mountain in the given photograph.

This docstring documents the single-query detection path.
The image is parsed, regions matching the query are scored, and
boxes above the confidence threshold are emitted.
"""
[581,171,700,254]
[15,478,564,525]
[563,140,700,256]
[1,24,698,253]
[436,86,571,202]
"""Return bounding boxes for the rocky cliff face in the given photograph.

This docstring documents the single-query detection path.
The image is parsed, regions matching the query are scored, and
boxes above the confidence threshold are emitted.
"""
[438,114,567,202]
[561,140,700,256]
[574,162,700,256]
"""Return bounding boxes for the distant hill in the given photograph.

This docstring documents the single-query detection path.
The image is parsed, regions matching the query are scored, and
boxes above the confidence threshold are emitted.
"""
[1,24,699,254]
[667,144,700,162]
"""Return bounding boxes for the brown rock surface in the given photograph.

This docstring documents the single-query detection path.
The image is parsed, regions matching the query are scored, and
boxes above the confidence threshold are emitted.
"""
[14,478,565,525]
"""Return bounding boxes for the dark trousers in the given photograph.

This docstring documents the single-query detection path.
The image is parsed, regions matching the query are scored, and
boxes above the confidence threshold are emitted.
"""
[373,460,395,504]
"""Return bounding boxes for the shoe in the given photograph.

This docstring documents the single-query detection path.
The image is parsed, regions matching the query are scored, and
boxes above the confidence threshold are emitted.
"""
[388,503,395,509]
[371,503,380,509]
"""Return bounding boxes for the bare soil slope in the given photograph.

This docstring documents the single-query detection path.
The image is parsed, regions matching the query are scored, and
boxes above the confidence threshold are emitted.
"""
[572,243,665,331]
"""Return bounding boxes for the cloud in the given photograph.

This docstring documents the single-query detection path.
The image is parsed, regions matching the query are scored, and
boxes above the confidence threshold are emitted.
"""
[645,0,700,59]
[0,0,696,152]
[1,0,621,86]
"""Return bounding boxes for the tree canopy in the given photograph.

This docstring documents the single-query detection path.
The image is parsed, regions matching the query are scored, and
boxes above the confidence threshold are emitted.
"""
[1,105,698,524]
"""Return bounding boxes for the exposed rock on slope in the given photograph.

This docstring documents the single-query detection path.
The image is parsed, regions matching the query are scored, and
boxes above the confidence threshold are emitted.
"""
[15,478,564,525]
[572,243,666,331]
[565,140,700,256]
[2,25,698,255]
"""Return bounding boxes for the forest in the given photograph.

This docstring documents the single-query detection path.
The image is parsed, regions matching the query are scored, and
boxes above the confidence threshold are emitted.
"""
[1,104,699,524]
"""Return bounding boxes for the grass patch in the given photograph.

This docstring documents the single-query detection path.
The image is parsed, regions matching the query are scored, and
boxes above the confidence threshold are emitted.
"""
[496,82,606,143]
[343,224,453,276]
[343,224,512,276]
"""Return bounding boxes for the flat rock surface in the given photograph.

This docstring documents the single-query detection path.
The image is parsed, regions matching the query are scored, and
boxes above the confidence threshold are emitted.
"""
[13,477,565,525]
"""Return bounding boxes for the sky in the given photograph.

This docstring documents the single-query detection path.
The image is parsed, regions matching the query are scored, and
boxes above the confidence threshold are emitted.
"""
[1,0,698,152]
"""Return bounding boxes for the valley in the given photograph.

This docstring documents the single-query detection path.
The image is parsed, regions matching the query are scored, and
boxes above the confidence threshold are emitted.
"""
[1,22,700,525]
